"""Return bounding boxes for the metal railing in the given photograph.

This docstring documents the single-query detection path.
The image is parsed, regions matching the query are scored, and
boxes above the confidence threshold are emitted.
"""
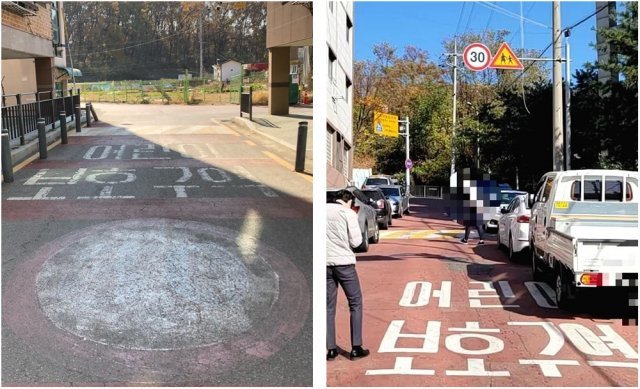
[411,185,444,199]
[1,89,80,145]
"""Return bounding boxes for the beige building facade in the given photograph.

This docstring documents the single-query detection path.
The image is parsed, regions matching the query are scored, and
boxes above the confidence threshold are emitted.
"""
[265,2,312,115]
[1,1,74,99]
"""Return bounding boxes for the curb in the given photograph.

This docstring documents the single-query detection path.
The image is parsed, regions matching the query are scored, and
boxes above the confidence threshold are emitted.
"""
[231,116,298,151]
[9,114,87,167]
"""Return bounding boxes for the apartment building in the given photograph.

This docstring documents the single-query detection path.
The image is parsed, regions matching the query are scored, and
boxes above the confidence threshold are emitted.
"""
[1,1,77,97]
[326,1,354,187]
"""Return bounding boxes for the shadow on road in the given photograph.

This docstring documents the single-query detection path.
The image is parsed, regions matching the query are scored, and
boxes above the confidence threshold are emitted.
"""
[1,108,312,386]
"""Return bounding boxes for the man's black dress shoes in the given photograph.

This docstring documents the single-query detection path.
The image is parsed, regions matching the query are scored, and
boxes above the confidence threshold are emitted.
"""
[327,348,338,361]
[349,346,370,360]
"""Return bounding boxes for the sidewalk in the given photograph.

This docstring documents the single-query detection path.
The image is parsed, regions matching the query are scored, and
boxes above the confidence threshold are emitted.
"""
[6,112,87,169]
[232,105,313,169]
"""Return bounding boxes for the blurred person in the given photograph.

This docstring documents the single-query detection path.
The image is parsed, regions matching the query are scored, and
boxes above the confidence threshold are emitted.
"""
[326,190,370,361]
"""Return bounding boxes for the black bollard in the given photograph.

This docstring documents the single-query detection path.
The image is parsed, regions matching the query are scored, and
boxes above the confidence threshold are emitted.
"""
[59,111,68,144]
[89,102,99,121]
[37,119,47,159]
[75,105,82,132]
[85,103,92,127]
[295,121,308,173]
[1,129,14,183]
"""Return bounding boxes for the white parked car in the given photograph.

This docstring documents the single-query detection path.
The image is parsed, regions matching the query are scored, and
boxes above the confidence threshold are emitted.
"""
[485,189,527,232]
[497,194,530,261]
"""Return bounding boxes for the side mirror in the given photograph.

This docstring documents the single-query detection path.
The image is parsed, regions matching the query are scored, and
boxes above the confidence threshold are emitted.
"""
[500,208,509,214]
[528,193,535,208]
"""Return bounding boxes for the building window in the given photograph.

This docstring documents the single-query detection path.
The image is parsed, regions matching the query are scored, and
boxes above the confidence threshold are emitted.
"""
[342,142,351,178]
[327,125,335,164]
[51,2,60,45]
[346,15,353,43]
[335,132,343,172]
[345,76,352,104]
[328,48,336,82]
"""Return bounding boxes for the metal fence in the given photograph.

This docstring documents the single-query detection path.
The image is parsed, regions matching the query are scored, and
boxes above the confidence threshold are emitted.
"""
[1,89,80,145]
[411,185,444,199]
[77,79,236,105]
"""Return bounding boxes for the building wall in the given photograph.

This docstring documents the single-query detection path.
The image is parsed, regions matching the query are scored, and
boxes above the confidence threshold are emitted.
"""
[1,2,69,95]
[1,58,37,95]
[266,2,313,48]
[221,61,241,82]
[1,3,53,40]
[326,1,354,186]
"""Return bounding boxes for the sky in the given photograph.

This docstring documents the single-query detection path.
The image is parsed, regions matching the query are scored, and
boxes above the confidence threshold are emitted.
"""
[354,1,620,79]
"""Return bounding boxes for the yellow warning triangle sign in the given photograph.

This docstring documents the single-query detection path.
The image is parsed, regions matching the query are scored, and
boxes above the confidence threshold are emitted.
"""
[489,42,523,70]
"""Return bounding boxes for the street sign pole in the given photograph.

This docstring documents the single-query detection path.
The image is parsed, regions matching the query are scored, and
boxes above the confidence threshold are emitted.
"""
[400,117,411,209]
[451,39,458,175]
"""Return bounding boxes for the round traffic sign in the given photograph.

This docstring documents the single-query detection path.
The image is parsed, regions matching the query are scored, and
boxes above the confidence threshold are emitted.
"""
[463,43,491,71]
[405,159,413,169]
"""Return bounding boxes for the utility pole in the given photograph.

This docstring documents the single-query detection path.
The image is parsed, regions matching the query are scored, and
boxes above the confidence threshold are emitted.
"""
[199,9,204,79]
[451,38,458,175]
[552,2,564,171]
[564,29,572,170]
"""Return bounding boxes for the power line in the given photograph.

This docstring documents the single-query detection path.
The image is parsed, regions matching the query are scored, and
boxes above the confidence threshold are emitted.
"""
[455,2,467,38]
[478,1,550,29]
[565,3,609,31]
[71,27,195,57]
[503,3,611,90]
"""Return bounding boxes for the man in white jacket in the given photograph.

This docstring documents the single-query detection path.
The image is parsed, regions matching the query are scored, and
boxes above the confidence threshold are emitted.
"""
[326,189,370,361]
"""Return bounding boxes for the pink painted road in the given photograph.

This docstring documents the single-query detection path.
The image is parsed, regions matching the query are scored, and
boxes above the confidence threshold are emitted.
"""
[2,104,312,386]
[327,198,637,387]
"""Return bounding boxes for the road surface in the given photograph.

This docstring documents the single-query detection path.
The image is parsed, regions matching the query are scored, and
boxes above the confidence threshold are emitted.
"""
[2,103,312,386]
[327,198,637,387]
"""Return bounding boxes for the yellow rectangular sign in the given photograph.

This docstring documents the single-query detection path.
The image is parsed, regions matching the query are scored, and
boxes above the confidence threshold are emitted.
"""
[373,111,399,138]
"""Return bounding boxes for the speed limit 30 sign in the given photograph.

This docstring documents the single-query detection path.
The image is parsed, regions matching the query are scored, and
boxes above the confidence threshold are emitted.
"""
[463,43,492,71]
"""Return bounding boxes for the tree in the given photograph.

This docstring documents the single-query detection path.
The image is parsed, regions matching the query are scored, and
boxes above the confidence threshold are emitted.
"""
[596,1,638,90]
[64,2,267,81]
[352,44,452,184]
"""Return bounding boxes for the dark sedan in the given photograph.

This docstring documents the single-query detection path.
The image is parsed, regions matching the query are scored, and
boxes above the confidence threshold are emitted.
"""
[362,188,393,230]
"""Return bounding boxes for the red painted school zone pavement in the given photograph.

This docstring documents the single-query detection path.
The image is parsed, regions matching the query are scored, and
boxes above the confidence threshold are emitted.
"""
[327,198,637,387]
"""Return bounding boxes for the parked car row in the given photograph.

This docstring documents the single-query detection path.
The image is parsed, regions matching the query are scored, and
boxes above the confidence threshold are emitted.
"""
[327,179,412,252]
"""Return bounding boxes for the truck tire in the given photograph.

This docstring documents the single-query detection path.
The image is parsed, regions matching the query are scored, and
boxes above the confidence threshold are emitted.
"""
[531,247,545,281]
[555,265,575,309]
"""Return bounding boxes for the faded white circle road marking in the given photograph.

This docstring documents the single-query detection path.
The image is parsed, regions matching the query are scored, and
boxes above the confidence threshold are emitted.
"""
[35,219,279,350]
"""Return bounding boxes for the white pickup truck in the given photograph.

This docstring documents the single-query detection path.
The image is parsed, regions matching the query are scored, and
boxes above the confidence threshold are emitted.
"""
[528,169,638,308]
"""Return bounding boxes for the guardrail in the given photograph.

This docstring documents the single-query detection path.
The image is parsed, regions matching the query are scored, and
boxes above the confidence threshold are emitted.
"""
[1,89,80,145]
